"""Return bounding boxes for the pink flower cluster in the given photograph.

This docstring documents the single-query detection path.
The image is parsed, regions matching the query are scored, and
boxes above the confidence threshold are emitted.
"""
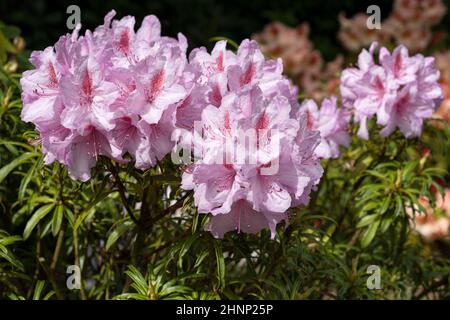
[21,10,188,181]
[21,12,324,238]
[179,40,323,238]
[340,43,443,139]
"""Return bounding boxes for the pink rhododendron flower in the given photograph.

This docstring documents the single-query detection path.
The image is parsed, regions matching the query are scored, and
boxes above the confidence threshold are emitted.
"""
[299,97,351,159]
[126,47,186,125]
[20,11,187,181]
[179,40,323,238]
[174,39,298,150]
[340,43,443,139]
[60,57,118,132]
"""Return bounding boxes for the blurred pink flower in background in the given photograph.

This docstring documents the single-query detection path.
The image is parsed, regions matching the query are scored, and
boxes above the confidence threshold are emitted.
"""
[431,50,450,128]
[391,0,447,25]
[338,13,391,52]
[253,22,313,76]
[253,0,448,111]
[339,0,447,53]
[409,188,450,242]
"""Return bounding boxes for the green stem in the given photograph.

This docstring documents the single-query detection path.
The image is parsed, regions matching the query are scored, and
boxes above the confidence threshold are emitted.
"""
[72,216,87,300]
[107,161,139,225]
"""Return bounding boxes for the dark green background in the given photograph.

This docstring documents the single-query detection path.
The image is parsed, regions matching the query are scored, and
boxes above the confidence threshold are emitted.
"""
[0,0,409,59]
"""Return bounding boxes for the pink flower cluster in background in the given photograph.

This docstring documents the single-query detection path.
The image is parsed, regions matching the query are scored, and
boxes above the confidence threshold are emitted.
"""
[252,22,343,102]
[338,0,447,53]
[431,50,450,128]
[338,13,391,52]
[252,0,447,105]
[340,43,443,139]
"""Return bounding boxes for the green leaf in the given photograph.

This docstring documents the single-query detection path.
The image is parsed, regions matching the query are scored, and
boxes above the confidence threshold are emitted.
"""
[32,281,45,300]
[114,293,148,300]
[360,219,380,248]
[401,161,418,182]
[0,152,38,185]
[379,193,391,215]
[0,235,22,246]
[365,170,386,181]
[380,215,394,233]
[106,220,133,251]
[359,201,381,213]
[194,250,209,269]
[0,31,16,63]
[23,203,56,240]
[74,190,115,231]
[29,195,56,205]
[0,140,34,151]
[42,291,55,300]
[51,205,64,237]
[18,155,42,201]
[356,214,379,228]
[214,241,225,290]
[124,265,148,296]
[177,234,199,268]
[7,293,26,300]
[0,248,24,269]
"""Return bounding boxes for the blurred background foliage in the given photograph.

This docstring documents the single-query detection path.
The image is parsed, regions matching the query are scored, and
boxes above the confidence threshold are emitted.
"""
[0,0,450,300]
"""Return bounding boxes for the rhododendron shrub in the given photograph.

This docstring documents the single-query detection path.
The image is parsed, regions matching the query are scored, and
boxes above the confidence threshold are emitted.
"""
[21,14,324,239]
[1,11,450,300]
